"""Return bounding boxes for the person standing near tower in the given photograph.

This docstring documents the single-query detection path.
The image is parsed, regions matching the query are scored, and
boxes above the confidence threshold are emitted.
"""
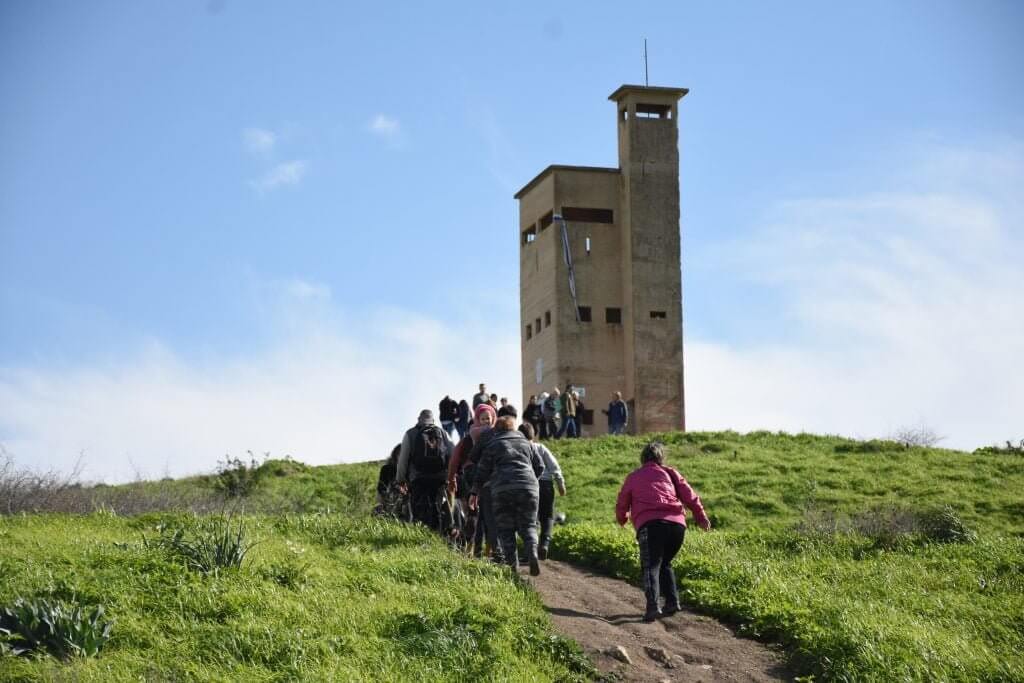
[602,391,629,435]
[473,383,489,408]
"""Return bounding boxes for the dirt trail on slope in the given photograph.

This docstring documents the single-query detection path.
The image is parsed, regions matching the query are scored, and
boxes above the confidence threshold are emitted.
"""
[525,560,791,682]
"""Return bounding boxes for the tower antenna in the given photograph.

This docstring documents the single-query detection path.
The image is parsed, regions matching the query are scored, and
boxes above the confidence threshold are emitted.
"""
[644,39,649,86]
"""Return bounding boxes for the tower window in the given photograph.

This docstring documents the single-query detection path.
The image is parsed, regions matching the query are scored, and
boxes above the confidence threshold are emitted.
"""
[650,311,667,319]
[522,226,536,245]
[606,307,621,324]
[544,310,551,327]
[585,237,591,254]
[535,317,541,333]
[561,207,614,224]
[578,306,592,322]
[526,323,533,339]
[636,103,672,119]
[538,211,553,231]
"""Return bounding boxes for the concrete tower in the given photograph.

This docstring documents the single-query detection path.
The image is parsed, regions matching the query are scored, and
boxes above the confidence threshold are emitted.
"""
[516,84,687,434]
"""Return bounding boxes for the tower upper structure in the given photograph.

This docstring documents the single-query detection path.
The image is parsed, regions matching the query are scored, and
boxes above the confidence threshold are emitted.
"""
[516,84,688,434]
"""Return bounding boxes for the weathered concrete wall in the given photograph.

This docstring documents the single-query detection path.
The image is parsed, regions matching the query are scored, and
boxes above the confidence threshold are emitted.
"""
[517,85,687,436]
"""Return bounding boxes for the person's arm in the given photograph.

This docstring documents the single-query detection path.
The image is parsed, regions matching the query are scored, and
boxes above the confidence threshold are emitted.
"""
[671,469,711,530]
[395,431,413,485]
[615,475,632,526]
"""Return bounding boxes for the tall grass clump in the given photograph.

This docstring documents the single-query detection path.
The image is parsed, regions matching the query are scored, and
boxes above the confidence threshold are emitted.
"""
[143,515,255,574]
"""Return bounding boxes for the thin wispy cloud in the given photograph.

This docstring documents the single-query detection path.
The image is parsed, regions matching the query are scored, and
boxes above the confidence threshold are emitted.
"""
[249,160,308,193]
[0,283,520,483]
[242,127,276,156]
[687,141,1023,448]
[368,114,401,146]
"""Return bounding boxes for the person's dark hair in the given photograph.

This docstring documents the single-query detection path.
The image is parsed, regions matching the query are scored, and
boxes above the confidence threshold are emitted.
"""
[495,415,517,432]
[518,422,536,441]
[641,442,666,465]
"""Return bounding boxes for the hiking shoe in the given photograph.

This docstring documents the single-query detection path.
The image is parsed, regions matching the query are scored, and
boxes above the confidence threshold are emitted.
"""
[529,554,541,576]
[538,545,549,561]
[662,602,682,616]
[642,606,661,623]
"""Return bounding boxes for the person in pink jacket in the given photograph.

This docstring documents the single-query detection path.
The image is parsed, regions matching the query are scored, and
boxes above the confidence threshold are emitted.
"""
[616,442,711,622]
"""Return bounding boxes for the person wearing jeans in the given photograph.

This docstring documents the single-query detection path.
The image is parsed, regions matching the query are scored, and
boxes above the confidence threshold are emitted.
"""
[615,442,711,622]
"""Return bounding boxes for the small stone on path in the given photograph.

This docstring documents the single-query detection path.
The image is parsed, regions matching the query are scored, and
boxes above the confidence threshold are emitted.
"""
[604,645,632,664]
[643,645,674,668]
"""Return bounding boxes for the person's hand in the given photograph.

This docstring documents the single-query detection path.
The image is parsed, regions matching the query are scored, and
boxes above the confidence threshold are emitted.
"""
[699,518,712,532]
[447,480,457,499]
[468,494,478,511]
[398,482,408,495]
[557,483,566,496]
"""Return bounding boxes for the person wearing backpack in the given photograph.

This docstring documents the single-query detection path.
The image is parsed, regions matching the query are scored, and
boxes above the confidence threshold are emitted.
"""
[615,442,711,622]
[469,416,544,575]
[396,409,453,531]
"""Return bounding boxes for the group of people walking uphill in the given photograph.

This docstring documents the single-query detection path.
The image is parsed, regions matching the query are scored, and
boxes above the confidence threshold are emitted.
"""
[376,381,710,621]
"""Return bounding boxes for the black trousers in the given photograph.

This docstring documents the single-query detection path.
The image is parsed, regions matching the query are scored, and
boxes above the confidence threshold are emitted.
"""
[410,478,443,531]
[637,520,685,610]
[537,479,555,549]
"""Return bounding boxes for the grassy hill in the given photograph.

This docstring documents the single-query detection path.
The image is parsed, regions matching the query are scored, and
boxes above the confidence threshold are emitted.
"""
[3,431,1023,681]
[549,430,1024,682]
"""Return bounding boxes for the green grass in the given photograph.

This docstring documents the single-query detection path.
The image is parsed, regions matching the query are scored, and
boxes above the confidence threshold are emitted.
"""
[0,513,593,682]
[544,430,1024,681]
[5,430,1023,681]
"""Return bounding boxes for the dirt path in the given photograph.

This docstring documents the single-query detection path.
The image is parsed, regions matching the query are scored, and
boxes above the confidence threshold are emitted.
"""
[525,560,791,682]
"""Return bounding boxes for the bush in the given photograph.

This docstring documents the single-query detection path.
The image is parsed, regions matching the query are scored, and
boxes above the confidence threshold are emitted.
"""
[795,504,977,547]
[144,515,256,574]
[0,597,113,660]
[214,453,265,497]
[834,439,904,454]
[974,439,1024,457]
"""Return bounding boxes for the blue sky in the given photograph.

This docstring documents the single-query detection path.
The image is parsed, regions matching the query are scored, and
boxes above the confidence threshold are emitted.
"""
[2,1,1022,481]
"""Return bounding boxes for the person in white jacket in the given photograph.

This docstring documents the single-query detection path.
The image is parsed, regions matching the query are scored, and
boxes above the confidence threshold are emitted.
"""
[519,422,565,559]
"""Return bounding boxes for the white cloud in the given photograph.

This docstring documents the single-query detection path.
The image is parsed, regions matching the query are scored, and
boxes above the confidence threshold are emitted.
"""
[249,160,308,193]
[0,306,521,484]
[242,127,276,156]
[687,142,1024,450]
[281,279,331,302]
[368,114,401,144]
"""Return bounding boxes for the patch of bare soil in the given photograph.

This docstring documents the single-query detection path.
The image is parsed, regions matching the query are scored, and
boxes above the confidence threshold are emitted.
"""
[524,560,792,682]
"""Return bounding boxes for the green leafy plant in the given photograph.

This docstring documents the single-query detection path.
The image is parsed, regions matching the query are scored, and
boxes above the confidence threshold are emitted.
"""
[0,597,113,660]
[144,516,255,574]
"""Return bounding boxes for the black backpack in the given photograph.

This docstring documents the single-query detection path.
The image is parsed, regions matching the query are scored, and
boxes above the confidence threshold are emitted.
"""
[411,425,447,475]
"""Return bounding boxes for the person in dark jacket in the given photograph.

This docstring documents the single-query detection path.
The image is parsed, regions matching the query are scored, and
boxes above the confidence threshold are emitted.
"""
[455,399,471,439]
[602,391,629,435]
[523,395,543,438]
[497,397,517,419]
[469,416,544,575]
[542,390,560,439]
[616,442,711,622]
[438,395,458,439]
[396,409,453,531]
